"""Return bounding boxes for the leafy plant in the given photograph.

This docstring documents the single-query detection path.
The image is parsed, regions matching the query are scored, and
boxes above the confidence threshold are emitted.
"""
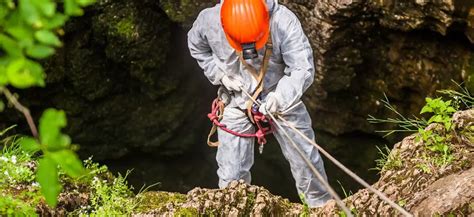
[368,94,427,137]
[18,109,86,207]
[0,194,37,216]
[78,169,137,216]
[0,138,35,185]
[299,193,310,217]
[370,145,403,173]
[415,97,457,166]
[420,97,457,131]
[0,0,96,208]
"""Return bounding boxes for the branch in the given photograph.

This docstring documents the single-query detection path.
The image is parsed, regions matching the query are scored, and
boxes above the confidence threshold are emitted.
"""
[0,87,39,139]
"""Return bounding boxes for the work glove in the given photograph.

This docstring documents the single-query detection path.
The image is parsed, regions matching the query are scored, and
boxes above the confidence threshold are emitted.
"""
[259,92,280,115]
[221,75,242,92]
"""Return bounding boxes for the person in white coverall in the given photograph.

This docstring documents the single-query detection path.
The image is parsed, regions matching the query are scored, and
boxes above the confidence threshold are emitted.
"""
[187,0,331,207]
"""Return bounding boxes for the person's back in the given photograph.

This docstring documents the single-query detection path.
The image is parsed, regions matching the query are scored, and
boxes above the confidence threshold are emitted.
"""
[188,0,331,207]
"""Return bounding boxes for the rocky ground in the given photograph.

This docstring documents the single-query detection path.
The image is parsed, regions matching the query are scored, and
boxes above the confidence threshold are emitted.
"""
[131,110,474,216]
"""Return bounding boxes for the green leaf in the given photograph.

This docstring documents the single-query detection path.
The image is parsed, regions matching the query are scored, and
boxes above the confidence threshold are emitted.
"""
[33,0,56,17]
[0,100,4,112]
[39,109,69,150]
[0,34,22,57]
[446,107,456,113]
[0,63,8,86]
[50,150,85,178]
[37,157,61,207]
[26,44,55,59]
[44,14,68,29]
[34,30,61,47]
[5,26,34,48]
[420,105,433,114]
[19,0,42,27]
[65,0,83,16]
[428,115,443,124]
[76,0,96,7]
[6,58,45,88]
[19,137,41,154]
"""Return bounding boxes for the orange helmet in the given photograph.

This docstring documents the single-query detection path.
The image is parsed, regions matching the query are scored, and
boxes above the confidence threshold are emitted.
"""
[221,0,270,59]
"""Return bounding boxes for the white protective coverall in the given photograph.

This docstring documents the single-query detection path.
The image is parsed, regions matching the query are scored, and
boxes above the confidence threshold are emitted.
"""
[187,0,331,207]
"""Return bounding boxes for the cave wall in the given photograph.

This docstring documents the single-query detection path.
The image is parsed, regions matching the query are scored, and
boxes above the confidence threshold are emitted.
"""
[1,0,474,159]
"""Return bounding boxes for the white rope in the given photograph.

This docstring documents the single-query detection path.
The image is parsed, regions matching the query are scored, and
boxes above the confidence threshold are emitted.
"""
[240,88,413,216]
[241,89,351,215]
[278,117,413,216]
[267,112,353,216]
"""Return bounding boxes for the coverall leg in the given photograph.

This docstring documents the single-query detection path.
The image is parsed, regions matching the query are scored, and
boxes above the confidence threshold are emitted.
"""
[272,102,331,207]
[216,106,255,188]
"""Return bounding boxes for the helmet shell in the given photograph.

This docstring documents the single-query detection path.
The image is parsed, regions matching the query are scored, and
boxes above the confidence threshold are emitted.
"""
[221,0,270,51]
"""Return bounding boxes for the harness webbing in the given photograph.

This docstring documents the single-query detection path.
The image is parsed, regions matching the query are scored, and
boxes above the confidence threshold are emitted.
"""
[206,32,274,148]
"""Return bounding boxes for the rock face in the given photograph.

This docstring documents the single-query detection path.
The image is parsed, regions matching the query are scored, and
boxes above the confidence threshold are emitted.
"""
[1,0,474,168]
[279,0,474,135]
[132,110,474,216]
[133,180,304,217]
[0,0,214,159]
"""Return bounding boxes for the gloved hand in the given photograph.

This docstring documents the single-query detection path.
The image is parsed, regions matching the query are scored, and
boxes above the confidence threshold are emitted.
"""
[259,92,280,115]
[221,75,242,92]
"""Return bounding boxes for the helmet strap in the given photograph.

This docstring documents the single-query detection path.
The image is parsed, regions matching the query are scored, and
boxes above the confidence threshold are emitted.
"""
[241,43,258,60]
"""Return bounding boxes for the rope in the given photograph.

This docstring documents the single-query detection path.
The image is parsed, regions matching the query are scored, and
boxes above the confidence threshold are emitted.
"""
[240,88,413,216]
[278,117,413,216]
[240,89,351,215]
[268,112,353,216]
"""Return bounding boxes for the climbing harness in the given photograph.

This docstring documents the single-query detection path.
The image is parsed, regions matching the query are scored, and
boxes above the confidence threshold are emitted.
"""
[207,32,274,154]
[207,98,273,151]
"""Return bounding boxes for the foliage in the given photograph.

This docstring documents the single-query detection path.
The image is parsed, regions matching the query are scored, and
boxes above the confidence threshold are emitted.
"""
[370,145,403,173]
[415,97,458,166]
[17,109,86,207]
[73,161,137,216]
[299,193,310,217]
[0,133,41,216]
[368,94,427,137]
[0,136,35,185]
[0,0,95,89]
[0,136,139,215]
[369,84,473,170]
[0,0,96,208]
[0,194,37,216]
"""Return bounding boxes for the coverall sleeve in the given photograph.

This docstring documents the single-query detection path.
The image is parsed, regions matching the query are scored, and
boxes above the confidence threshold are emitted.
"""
[273,12,315,110]
[187,11,225,85]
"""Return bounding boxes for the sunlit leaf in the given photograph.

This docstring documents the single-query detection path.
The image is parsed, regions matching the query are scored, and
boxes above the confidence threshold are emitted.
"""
[76,0,96,7]
[19,0,42,27]
[26,44,55,59]
[6,58,45,88]
[5,25,34,48]
[34,30,61,47]
[0,63,8,85]
[0,34,22,57]
[19,137,41,154]
[39,109,68,150]
[44,14,67,29]
[420,105,433,114]
[50,150,85,178]
[33,0,56,17]
[37,156,61,207]
[65,0,83,16]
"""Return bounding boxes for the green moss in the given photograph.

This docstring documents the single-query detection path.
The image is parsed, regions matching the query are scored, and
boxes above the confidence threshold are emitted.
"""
[115,17,136,39]
[174,207,199,217]
[244,192,256,215]
[134,192,187,213]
